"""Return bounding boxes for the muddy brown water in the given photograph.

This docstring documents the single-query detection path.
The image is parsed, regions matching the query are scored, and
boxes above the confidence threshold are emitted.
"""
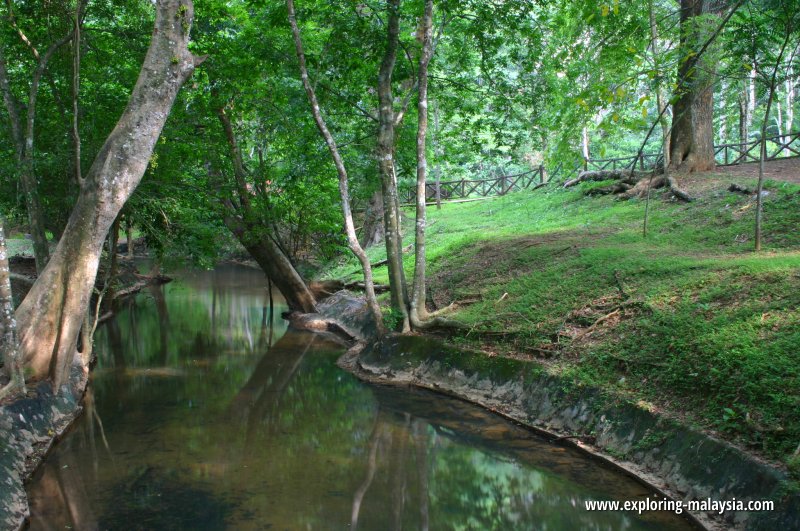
[25,265,695,530]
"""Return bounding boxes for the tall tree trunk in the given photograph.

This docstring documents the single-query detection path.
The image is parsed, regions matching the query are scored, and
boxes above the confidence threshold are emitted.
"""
[747,65,756,136]
[378,0,410,332]
[785,70,795,138]
[0,48,50,273]
[648,0,670,168]
[360,190,385,248]
[0,216,25,399]
[738,87,748,145]
[125,215,134,259]
[410,0,434,327]
[15,0,202,388]
[432,99,442,210]
[72,0,84,185]
[718,79,728,144]
[287,0,384,334]
[581,126,590,164]
[668,0,719,173]
[214,107,317,313]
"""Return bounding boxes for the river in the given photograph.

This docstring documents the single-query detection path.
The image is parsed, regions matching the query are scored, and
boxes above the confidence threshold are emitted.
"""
[26,265,695,530]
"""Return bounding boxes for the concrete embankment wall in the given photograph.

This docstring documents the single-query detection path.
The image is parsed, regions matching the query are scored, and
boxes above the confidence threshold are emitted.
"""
[353,334,799,531]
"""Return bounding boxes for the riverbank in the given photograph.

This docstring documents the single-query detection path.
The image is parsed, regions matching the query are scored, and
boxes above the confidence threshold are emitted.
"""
[0,361,88,530]
[319,168,800,527]
[0,254,170,530]
[340,333,798,530]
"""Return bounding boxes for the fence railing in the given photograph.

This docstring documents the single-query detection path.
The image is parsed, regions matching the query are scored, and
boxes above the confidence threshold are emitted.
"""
[714,131,800,166]
[399,131,800,205]
[400,166,544,204]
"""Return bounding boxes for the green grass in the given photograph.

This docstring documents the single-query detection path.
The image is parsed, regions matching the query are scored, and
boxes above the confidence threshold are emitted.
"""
[320,174,800,468]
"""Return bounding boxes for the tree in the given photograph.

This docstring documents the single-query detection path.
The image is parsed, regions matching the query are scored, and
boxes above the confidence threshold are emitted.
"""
[15,0,203,388]
[409,0,435,327]
[750,0,798,251]
[377,0,411,332]
[0,214,24,399]
[214,103,317,312]
[286,0,385,333]
[0,1,87,272]
[668,0,726,173]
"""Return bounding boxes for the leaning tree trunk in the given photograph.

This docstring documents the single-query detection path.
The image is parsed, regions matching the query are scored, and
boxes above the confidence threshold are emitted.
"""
[221,208,317,313]
[215,106,317,313]
[378,0,410,332]
[15,0,202,388]
[410,0,434,327]
[668,0,717,173]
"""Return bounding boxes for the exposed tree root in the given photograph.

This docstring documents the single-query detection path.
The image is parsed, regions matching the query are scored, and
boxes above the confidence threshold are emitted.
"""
[564,169,651,188]
[573,308,620,340]
[620,176,665,199]
[0,378,25,401]
[666,176,693,202]
[410,313,469,331]
[309,280,390,299]
[571,299,650,341]
[285,312,357,346]
[564,167,693,203]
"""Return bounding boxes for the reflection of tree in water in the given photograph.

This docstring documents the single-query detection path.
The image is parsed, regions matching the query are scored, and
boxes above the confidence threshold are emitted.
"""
[27,268,691,531]
[346,391,679,531]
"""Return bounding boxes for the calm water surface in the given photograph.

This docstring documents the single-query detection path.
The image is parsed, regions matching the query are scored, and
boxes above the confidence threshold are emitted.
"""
[27,265,695,530]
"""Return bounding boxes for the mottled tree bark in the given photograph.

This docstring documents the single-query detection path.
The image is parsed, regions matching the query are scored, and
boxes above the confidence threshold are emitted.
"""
[360,190,385,248]
[432,100,442,210]
[378,0,410,332]
[287,0,384,334]
[16,0,203,388]
[410,0,434,327]
[0,216,25,398]
[668,0,718,173]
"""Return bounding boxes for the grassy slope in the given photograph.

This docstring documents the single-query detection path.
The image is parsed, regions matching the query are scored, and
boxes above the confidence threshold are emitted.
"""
[322,173,800,472]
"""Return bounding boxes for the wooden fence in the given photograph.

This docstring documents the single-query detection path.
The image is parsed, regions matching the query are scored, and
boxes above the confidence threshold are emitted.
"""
[400,166,544,204]
[399,131,800,205]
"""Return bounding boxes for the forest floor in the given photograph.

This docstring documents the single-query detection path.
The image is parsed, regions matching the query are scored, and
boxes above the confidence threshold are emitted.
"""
[321,160,800,478]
